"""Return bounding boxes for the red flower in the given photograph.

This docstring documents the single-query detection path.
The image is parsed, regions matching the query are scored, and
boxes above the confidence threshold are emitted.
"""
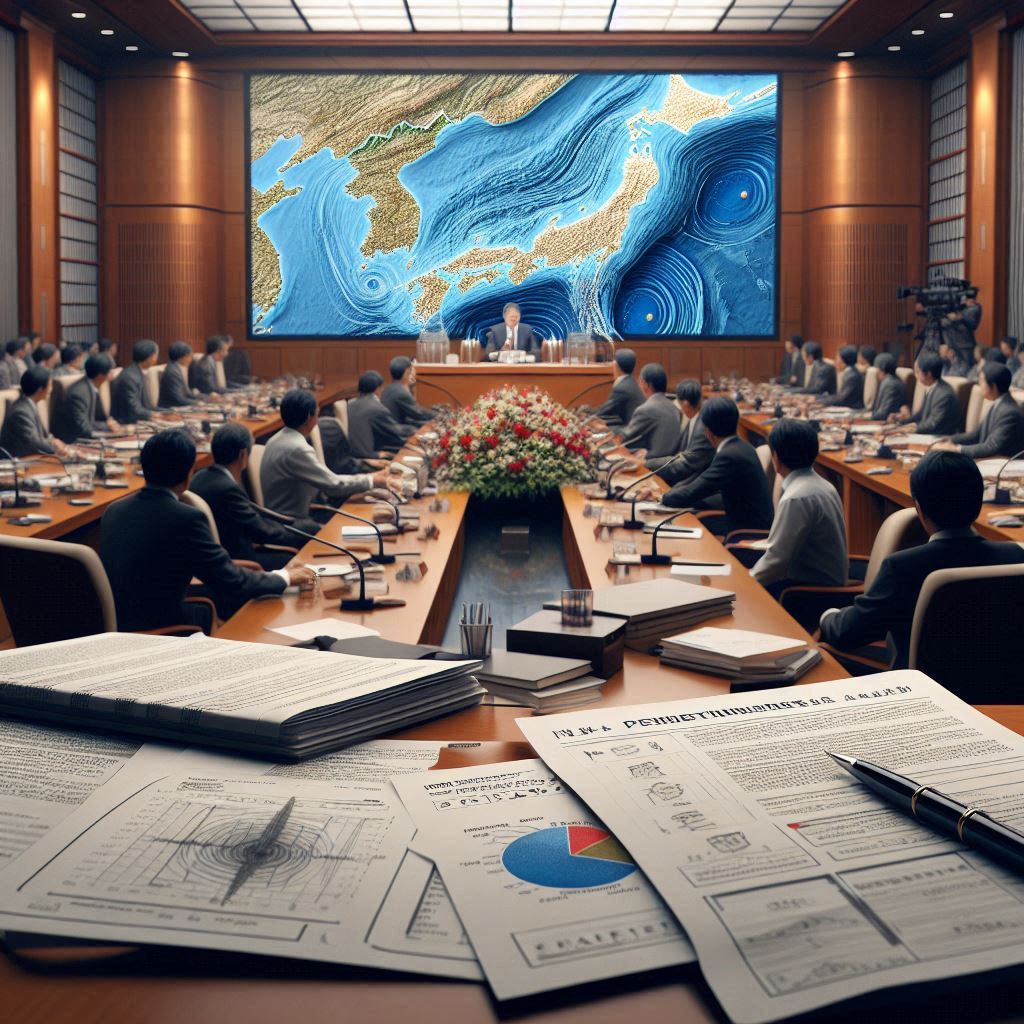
[459,434,473,449]
[432,453,448,468]
[486,408,496,420]
[485,435,499,449]
[440,433,451,450]
[508,460,524,473]
[464,453,475,463]
[559,417,568,427]
[514,423,531,439]
[551,431,565,446]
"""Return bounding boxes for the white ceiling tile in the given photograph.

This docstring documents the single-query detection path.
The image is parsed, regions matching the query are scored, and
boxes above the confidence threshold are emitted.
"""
[460,17,510,27]
[414,16,465,27]
[306,16,361,27]
[240,1,296,8]
[562,15,609,27]
[771,17,819,28]
[610,13,670,28]
[200,18,254,29]
[354,15,413,27]
[718,16,776,28]
[665,15,720,28]
[250,17,309,28]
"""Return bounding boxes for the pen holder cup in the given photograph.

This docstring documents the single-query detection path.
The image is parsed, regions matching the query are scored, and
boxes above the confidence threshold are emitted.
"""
[460,623,493,660]
[561,589,594,628]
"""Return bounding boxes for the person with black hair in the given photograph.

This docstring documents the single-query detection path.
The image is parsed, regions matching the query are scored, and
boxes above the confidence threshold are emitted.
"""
[855,345,877,376]
[53,344,84,377]
[98,337,117,362]
[190,336,225,397]
[53,354,120,443]
[967,344,1005,384]
[820,451,1024,668]
[590,348,644,428]
[820,345,863,408]
[32,343,59,370]
[939,340,971,379]
[382,356,435,427]
[891,353,960,435]
[100,429,315,632]
[190,423,305,570]
[260,388,389,520]
[776,335,804,386]
[484,302,540,357]
[110,339,159,423]
[159,341,199,408]
[0,366,65,457]
[750,419,847,595]
[998,335,1019,375]
[0,338,28,389]
[794,342,838,395]
[660,397,773,533]
[347,370,413,458]
[947,363,1024,458]
[646,379,714,486]
[621,363,680,458]
[870,353,905,420]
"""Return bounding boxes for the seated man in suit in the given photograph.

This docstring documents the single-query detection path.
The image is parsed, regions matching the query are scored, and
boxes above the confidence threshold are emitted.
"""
[820,346,863,408]
[660,397,774,535]
[620,363,680,458]
[347,370,413,458]
[483,302,540,358]
[750,419,848,598]
[382,356,435,428]
[190,335,225,396]
[891,353,961,435]
[946,362,1024,458]
[646,379,714,486]
[191,423,304,571]
[317,414,376,476]
[0,337,29,390]
[585,348,644,429]
[821,451,1024,668]
[966,345,1005,384]
[53,354,120,443]
[998,335,1019,376]
[793,342,838,396]
[223,333,253,387]
[775,335,804,386]
[870,353,905,420]
[940,340,972,379]
[159,341,199,408]
[110,338,159,424]
[0,366,66,457]
[856,345,877,376]
[101,429,315,633]
[261,388,390,522]
[53,343,84,377]
[32,343,59,370]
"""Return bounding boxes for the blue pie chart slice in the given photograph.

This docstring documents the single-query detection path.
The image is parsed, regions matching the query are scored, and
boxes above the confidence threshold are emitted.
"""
[501,825,637,889]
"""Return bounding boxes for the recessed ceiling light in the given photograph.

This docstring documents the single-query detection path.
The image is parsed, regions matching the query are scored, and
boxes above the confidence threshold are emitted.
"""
[125,45,138,51]
[172,51,189,58]
[939,11,954,18]
[100,29,114,36]
[912,28,925,35]
[888,45,901,51]
[71,11,86,18]
[837,51,855,58]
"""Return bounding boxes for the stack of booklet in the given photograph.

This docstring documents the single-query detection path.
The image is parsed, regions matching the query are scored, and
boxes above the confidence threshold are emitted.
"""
[474,649,605,712]
[658,626,821,683]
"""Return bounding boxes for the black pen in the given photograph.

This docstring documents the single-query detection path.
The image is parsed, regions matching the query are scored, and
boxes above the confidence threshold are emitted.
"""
[827,752,1024,875]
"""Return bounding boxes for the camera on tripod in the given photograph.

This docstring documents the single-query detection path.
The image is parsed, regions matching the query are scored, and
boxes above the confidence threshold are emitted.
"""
[897,278,977,317]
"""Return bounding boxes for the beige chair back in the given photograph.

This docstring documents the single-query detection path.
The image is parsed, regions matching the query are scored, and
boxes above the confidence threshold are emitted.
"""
[861,366,878,409]
[245,443,265,506]
[0,386,19,425]
[181,490,219,545]
[37,396,49,432]
[944,375,971,431]
[332,399,349,436]
[964,385,993,434]
[97,377,112,417]
[864,506,926,588]
[215,359,227,391]
[144,364,164,409]
[911,375,926,413]
[310,423,326,466]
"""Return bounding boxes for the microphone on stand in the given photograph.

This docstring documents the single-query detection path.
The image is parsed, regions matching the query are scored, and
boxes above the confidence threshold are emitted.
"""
[309,503,396,564]
[642,508,695,565]
[0,444,36,508]
[616,452,684,530]
[994,448,1024,506]
[604,456,633,500]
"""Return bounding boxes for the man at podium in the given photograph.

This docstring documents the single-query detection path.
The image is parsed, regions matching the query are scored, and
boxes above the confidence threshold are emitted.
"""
[483,302,540,359]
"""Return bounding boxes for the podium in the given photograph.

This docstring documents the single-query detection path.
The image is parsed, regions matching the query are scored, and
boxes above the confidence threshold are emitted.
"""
[413,363,613,407]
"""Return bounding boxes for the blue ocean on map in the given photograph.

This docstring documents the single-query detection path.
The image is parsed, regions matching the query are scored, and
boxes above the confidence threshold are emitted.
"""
[250,72,777,339]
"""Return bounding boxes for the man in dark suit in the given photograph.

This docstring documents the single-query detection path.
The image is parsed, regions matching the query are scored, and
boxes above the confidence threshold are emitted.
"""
[891,353,961,435]
[660,396,774,534]
[53,354,119,443]
[382,356,435,427]
[590,348,644,429]
[190,336,225,396]
[646,379,714,486]
[620,363,681,458]
[793,342,838,396]
[110,339,158,424]
[190,423,301,571]
[820,346,864,408]
[317,414,374,476]
[821,451,1024,668]
[483,302,540,357]
[775,335,804,386]
[870,353,906,420]
[100,429,315,633]
[53,344,85,377]
[949,362,1024,458]
[159,341,199,408]
[347,370,413,458]
[0,366,66,457]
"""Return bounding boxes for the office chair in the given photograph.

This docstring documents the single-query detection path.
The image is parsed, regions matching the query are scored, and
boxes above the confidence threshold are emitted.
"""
[862,366,878,410]
[964,385,993,434]
[896,366,916,408]
[143,364,164,409]
[244,443,265,506]
[944,376,973,432]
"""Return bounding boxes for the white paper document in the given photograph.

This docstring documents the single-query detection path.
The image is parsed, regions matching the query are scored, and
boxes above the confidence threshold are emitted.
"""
[519,672,1024,1023]
[394,759,694,1000]
[268,619,381,643]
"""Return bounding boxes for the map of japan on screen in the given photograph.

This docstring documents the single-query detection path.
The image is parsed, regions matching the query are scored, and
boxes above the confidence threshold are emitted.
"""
[248,72,778,340]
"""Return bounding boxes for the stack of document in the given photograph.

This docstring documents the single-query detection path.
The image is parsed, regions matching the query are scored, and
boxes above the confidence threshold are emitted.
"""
[659,626,820,682]
[474,649,605,712]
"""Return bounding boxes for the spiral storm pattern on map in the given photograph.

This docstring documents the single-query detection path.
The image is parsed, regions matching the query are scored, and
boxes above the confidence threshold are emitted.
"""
[248,73,778,339]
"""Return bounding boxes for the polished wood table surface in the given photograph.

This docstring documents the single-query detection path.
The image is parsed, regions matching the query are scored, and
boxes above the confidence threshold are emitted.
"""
[415,362,612,408]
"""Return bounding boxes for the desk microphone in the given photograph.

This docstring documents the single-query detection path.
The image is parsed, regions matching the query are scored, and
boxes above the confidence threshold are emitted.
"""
[0,444,35,508]
[309,502,396,564]
[642,508,694,565]
[604,456,633,499]
[616,452,684,530]
[994,447,1024,506]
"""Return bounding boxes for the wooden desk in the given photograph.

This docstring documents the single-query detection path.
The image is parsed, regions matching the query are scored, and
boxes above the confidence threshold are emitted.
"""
[415,363,612,407]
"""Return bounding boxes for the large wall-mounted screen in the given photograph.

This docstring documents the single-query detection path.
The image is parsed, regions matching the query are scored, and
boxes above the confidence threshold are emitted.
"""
[248,72,778,340]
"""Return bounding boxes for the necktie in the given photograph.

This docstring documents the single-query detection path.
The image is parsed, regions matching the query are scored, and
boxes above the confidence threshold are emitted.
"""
[511,326,517,349]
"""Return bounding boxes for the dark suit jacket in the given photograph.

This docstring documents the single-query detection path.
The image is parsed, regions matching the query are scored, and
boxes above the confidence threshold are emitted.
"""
[484,322,540,356]
[594,375,644,428]
[821,532,1024,668]
[953,393,1024,459]
[110,363,153,423]
[821,366,864,409]
[159,362,198,407]
[190,466,298,562]
[621,393,681,458]
[905,378,961,435]
[0,395,56,456]
[100,486,285,631]
[650,415,715,486]
[661,436,774,532]
[53,376,109,443]
[796,360,838,395]
[776,350,798,386]
[871,374,906,421]
[381,382,433,427]
[347,394,411,458]
[317,416,365,476]
[190,355,220,395]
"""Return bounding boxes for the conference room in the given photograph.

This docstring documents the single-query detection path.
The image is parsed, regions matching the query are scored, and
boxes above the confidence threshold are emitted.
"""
[2,1,1024,1022]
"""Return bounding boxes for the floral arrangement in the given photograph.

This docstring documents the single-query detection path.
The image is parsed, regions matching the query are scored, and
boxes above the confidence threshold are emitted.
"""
[430,386,599,500]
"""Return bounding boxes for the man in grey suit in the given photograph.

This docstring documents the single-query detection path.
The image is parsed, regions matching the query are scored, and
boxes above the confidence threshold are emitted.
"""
[794,342,838,396]
[260,388,390,522]
[589,349,644,428]
[870,353,906,421]
[110,339,159,424]
[53,354,119,443]
[347,371,413,458]
[0,338,29,390]
[159,341,199,408]
[382,356,435,427]
[483,302,540,358]
[891,353,961,435]
[820,346,864,408]
[0,367,66,458]
[53,344,85,377]
[620,363,681,458]
[646,379,714,486]
[190,336,225,396]
[947,363,1024,459]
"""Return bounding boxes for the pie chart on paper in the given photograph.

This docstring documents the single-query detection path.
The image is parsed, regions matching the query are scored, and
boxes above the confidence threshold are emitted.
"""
[501,825,637,889]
